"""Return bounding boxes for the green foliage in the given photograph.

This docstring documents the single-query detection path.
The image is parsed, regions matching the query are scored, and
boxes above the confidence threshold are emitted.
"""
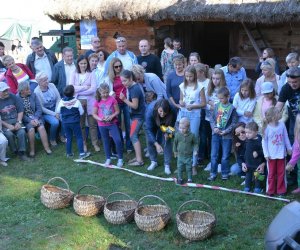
[0,141,294,250]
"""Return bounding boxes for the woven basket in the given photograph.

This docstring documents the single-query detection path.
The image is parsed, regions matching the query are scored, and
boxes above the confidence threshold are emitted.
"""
[40,177,74,209]
[135,195,171,232]
[176,200,216,241]
[73,185,106,217]
[104,192,137,225]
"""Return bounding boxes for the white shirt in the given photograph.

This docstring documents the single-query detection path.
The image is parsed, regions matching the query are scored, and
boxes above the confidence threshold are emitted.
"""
[232,92,256,124]
[34,53,52,81]
[64,61,76,85]
[118,53,134,70]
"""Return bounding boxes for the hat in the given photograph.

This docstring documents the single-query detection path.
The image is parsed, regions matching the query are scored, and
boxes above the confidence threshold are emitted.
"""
[261,81,274,94]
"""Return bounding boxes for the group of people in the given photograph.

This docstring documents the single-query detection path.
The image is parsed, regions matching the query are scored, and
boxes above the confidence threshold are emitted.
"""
[0,36,300,197]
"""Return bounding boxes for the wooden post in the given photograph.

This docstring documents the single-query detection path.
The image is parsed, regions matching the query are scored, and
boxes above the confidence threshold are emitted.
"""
[241,22,262,57]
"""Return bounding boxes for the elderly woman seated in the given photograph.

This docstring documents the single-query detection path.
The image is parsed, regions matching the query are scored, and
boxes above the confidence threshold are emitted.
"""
[18,80,52,157]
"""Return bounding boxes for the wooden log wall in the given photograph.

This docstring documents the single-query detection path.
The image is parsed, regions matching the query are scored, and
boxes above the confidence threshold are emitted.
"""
[236,22,300,76]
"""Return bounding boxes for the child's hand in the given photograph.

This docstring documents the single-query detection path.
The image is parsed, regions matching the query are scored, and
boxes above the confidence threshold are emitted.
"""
[186,105,193,111]
[286,163,294,172]
[155,143,163,154]
[214,128,220,134]
[174,152,177,158]
[287,150,292,156]
[265,156,269,161]
[256,164,264,173]
[119,92,125,101]
[179,100,185,107]
[236,142,241,147]
[253,151,258,158]
[244,111,252,118]
[219,130,225,136]
[242,163,247,172]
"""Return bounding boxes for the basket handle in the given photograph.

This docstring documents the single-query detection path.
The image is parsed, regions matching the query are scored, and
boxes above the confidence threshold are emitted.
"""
[76,185,101,195]
[177,200,216,224]
[106,192,133,202]
[137,195,170,210]
[47,177,70,192]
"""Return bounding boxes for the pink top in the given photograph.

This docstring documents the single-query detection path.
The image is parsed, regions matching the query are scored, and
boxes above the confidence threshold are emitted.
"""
[261,97,273,119]
[93,96,118,126]
[113,76,126,104]
[288,139,300,166]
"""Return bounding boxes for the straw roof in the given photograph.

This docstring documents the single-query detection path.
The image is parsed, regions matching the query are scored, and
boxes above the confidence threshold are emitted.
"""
[45,0,300,24]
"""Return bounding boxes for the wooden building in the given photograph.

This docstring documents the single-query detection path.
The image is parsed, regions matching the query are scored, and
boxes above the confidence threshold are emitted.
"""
[46,0,300,75]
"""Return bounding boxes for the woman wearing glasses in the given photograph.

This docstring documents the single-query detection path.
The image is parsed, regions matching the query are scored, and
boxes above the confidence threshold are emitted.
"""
[105,58,133,152]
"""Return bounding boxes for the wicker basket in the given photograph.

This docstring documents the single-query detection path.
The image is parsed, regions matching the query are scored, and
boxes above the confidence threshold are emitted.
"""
[40,177,74,209]
[176,200,216,241]
[73,185,106,217]
[135,195,171,232]
[104,192,137,225]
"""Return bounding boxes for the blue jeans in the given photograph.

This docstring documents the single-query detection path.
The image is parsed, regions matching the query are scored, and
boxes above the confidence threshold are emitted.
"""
[118,103,133,151]
[99,124,123,160]
[43,114,63,141]
[64,122,84,155]
[210,134,232,177]
[147,133,172,166]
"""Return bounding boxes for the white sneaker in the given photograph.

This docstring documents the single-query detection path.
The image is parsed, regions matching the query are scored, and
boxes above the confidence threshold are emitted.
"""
[164,165,171,175]
[240,180,245,186]
[204,163,211,171]
[117,159,123,168]
[147,161,157,171]
[104,159,111,167]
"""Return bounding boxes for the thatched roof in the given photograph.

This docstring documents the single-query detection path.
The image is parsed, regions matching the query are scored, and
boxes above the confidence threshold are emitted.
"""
[45,0,300,24]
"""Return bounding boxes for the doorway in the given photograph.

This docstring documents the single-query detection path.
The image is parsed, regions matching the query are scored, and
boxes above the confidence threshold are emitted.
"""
[174,22,230,68]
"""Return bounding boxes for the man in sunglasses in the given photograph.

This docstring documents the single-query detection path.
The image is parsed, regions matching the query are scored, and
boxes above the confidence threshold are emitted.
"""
[103,36,138,76]
[277,67,300,143]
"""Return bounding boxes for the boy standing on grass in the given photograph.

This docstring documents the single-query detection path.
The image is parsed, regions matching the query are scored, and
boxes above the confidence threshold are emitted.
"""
[56,85,90,159]
[208,87,238,181]
[173,117,198,184]
[242,121,265,193]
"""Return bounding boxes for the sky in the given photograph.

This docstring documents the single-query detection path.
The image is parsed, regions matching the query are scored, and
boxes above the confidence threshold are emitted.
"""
[1,0,60,37]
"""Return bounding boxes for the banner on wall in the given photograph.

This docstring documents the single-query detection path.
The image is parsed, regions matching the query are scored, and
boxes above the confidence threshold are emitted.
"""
[80,20,97,50]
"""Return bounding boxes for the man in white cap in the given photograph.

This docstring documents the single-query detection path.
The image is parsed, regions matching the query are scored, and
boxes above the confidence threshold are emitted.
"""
[0,82,29,161]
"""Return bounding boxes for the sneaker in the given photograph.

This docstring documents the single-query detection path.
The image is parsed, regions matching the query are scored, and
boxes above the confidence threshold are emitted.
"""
[187,179,192,183]
[19,154,30,161]
[240,180,245,186]
[117,159,123,168]
[292,187,300,195]
[104,159,111,167]
[147,161,158,171]
[244,187,250,192]
[93,144,100,152]
[254,188,263,194]
[222,175,229,181]
[207,175,216,181]
[0,161,8,167]
[177,179,183,185]
[66,153,74,158]
[204,163,211,171]
[164,165,171,175]
[79,152,91,160]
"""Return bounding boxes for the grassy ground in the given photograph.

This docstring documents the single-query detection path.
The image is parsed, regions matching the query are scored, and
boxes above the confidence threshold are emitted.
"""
[0,135,298,250]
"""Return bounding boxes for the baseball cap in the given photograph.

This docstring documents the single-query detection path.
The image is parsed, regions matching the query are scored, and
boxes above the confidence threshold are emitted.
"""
[261,81,274,94]
[0,82,9,92]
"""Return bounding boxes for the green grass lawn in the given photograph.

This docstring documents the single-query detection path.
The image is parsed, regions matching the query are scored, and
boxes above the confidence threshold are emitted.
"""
[0,136,298,250]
